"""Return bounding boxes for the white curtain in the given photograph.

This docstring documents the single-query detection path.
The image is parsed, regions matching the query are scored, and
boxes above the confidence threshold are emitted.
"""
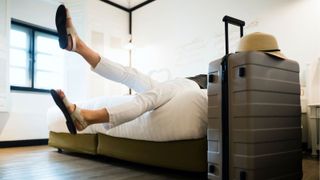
[307,58,320,105]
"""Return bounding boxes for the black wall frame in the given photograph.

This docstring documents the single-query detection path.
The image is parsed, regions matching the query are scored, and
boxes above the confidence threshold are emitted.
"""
[100,0,156,35]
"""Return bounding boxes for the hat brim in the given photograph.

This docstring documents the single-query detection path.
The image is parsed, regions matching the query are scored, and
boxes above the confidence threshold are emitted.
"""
[265,51,287,60]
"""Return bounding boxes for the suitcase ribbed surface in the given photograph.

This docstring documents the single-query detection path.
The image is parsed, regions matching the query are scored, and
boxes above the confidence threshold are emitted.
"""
[207,52,302,180]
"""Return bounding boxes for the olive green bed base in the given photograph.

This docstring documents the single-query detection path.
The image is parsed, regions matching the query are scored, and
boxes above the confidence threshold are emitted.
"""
[49,132,98,155]
[48,131,207,172]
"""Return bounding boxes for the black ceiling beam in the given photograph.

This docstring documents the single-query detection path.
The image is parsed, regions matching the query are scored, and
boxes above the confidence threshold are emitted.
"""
[129,11,132,34]
[130,0,155,12]
[100,0,130,12]
[99,0,156,38]
[100,0,155,12]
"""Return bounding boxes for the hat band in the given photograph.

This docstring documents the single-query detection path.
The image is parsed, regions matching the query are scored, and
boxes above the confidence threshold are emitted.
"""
[259,49,280,52]
[236,49,280,53]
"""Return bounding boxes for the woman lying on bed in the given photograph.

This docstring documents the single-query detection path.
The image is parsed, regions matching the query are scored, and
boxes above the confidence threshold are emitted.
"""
[52,5,208,134]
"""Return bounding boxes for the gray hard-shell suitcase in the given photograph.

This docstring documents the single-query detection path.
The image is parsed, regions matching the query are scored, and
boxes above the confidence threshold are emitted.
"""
[207,16,302,180]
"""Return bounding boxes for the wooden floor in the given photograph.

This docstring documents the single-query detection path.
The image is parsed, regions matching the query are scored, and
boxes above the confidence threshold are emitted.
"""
[0,146,318,180]
[302,153,320,180]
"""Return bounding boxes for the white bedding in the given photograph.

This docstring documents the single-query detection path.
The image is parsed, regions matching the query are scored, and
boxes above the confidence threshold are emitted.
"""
[47,89,208,142]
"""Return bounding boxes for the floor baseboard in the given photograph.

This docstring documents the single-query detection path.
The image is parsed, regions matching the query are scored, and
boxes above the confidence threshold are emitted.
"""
[0,139,48,148]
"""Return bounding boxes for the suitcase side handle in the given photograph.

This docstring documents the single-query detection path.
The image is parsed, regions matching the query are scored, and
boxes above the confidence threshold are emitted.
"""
[222,15,245,54]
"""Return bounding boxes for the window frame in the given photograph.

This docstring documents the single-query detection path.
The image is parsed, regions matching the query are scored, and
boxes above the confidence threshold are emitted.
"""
[10,19,59,93]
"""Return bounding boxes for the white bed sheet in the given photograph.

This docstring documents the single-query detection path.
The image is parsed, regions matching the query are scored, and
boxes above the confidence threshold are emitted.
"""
[47,89,208,142]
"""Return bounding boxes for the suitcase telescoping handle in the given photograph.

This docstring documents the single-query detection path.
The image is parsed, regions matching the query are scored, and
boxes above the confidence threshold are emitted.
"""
[222,15,245,55]
[220,16,246,180]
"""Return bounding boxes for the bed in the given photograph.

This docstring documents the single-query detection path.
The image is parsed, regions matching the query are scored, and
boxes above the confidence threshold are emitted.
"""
[47,90,208,172]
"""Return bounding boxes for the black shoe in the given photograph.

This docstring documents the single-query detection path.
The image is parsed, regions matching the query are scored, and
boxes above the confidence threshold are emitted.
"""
[50,89,77,134]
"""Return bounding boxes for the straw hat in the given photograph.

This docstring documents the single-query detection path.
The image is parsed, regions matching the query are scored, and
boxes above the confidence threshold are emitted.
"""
[237,32,286,60]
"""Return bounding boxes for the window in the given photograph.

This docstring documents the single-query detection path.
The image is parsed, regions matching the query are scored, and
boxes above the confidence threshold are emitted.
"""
[10,20,64,93]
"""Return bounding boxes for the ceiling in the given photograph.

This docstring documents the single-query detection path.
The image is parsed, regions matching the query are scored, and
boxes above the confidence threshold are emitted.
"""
[106,0,150,8]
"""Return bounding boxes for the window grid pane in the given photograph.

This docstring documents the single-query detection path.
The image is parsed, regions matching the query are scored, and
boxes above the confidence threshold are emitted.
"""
[35,53,59,72]
[10,28,29,49]
[35,32,60,55]
[10,48,29,68]
[10,67,29,87]
[34,32,64,90]
[9,25,31,88]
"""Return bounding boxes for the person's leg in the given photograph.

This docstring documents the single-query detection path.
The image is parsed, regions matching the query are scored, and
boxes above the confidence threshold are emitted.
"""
[106,90,172,127]
[75,38,101,69]
[56,90,109,131]
[91,58,159,93]
[63,8,158,93]
[56,80,178,131]
[62,8,100,68]
[101,81,179,127]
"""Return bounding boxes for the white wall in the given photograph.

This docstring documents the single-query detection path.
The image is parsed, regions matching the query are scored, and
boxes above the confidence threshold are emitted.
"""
[0,0,129,141]
[131,0,320,144]
[87,0,130,97]
[0,0,10,113]
[63,0,130,101]
[132,0,320,81]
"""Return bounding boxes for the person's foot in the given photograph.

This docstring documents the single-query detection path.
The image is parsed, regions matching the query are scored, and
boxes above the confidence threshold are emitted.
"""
[56,89,88,131]
[65,8,80,51]
[55,5,80,51]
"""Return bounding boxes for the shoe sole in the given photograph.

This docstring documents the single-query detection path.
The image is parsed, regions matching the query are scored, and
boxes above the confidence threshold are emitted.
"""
[55,5,68,49]
[50,89,77,135]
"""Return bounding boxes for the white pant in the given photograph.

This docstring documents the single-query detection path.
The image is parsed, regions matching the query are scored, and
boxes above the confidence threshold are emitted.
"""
[91,57,200,127]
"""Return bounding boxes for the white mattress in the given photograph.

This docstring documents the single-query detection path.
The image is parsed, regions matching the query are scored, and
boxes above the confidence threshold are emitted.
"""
[47,89,208,142]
